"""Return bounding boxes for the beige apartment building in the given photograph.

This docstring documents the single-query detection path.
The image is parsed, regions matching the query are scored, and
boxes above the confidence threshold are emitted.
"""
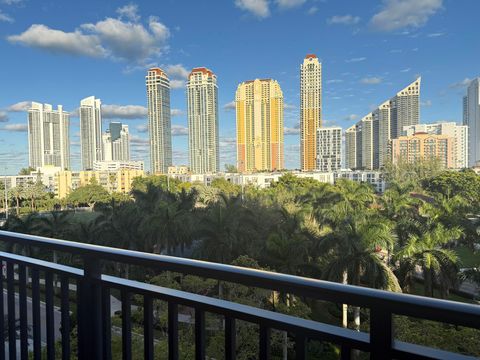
[236,79,284,172]
[391,133,455,168]
[55,169,144,198]
[300,54,322,171]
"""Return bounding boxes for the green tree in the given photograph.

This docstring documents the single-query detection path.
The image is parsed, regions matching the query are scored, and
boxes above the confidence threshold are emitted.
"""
[67,183,111,209]
[395,223,462,297]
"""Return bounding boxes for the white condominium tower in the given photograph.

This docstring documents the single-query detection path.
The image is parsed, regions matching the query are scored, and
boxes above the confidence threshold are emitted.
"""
[300,54,322,171]
[28,102,70,170]
[236,79,284,172]
[187,67,219,174]
[403,123,468,169]
[80,96,103,170]
[345,78,421,170]
[146,68,172,174]
[316,127,341,172]
[102,122,130,162]
[463,78,480,167]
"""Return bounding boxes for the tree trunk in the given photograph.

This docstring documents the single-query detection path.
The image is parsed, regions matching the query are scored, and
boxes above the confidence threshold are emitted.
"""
[16,197,19,215]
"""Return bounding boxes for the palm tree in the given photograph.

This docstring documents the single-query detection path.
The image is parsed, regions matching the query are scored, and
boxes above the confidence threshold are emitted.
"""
[319,209,399,330]
[395,223,462,297]
[8,186,24,215]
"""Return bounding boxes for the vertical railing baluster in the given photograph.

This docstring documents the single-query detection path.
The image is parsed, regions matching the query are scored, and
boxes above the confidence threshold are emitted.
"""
[102,287,112,360]
[144,296,154,360]
[78,256,103,360]
[121,290,132,360]
[370,307,392,360]
[295,332,306,360]
[340,345,352,360]
[0,260,4,360]
[7,262,16,360]
[45,271,55,360]
[61,276,71,360]
[225,317,236,360]
[76,278,85,360]
[18,264,28,360]
[195,308,205,360]
[259,326,271,360]
[31,268,41,359]
[168,302,179,360]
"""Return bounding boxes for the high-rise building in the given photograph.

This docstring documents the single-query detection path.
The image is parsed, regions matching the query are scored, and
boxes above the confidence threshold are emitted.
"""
[187,67,219,174]
[345,78,421,170]
[391,133,455,169]
[403,123,468,169]
[345,125,358,170]
[316,127,341,172]
[463,78,480,167]
[102,122,130,162]
[300,54,322,171]
[80,96,102,170]
[236,79,284,172]
[146,68,172,174]
[28,102,70,170]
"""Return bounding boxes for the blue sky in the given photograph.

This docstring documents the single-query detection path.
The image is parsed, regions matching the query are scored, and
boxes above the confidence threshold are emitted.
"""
[0,0,478,173]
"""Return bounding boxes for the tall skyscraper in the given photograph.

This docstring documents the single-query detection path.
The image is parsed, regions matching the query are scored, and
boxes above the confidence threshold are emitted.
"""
[345,125,358,170]
[403,123,468,169]
[28,102,70,170]
[102,122,130,162]
[236,79,284,172]
[345,78,421,170]
[463,78,480,167]
[146,68,172,174]
[187,67,219,174]
[316,127,341,172]
[80,96,102,170]
[300,54,322,171]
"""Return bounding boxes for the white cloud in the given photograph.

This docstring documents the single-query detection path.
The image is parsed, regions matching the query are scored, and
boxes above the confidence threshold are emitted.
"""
[276,0,306,9]
[360,77,383,85]
[0,111,9,122]
[327,79,343,84]
[172,125,188,136]
[235,0,270,18]
[284,103,296,109]
[327,15,360,25]
[8,25,106,57]
[427,32,445,37]
[136,124,148,133]
[400,68,411,73]
[345,57,366,63]
[130,134,149,144]
[223,101,236,111]
[170,80,186,89]
[171,109,185,117]
[449,78,473,89]
[1,123,27,132]
[102,104,147,119]
[370,0,443,32]
[307,6,318,15]
[8,5,170,63]
[0,10,13,23]
[2,0,23,4]
[165,64,189,79]
[421,100,432,107]
[344,114,358,121]
[7,101,31,112]
[116,3,140,22]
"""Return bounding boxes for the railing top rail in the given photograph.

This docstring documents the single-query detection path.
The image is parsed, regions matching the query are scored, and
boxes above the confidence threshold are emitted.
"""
[0,230,479,328]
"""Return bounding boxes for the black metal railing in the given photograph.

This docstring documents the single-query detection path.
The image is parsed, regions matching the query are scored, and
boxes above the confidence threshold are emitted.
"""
[0,229,479,360]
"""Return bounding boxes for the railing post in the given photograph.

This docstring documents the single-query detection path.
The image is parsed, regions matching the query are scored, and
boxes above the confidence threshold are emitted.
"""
[370,307,392,360]
[78,255,103,360]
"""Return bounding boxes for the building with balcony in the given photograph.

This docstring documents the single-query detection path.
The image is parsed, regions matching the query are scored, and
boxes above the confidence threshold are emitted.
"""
[316,127,341,172]
[236,79,284,172]
[300,54,322,171]
[80,96,103,170]
[463,78,480,167]
[102,122,130,162]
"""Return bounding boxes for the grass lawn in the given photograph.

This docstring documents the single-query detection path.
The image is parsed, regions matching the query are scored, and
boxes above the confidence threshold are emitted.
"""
[456,246,480,268]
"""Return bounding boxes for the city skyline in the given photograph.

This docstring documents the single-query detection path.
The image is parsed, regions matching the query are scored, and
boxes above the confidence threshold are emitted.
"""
[0,1,479,173]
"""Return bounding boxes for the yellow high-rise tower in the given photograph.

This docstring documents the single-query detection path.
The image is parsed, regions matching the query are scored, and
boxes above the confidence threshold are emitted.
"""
[236,79,284,173]
[300,54,322,171]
